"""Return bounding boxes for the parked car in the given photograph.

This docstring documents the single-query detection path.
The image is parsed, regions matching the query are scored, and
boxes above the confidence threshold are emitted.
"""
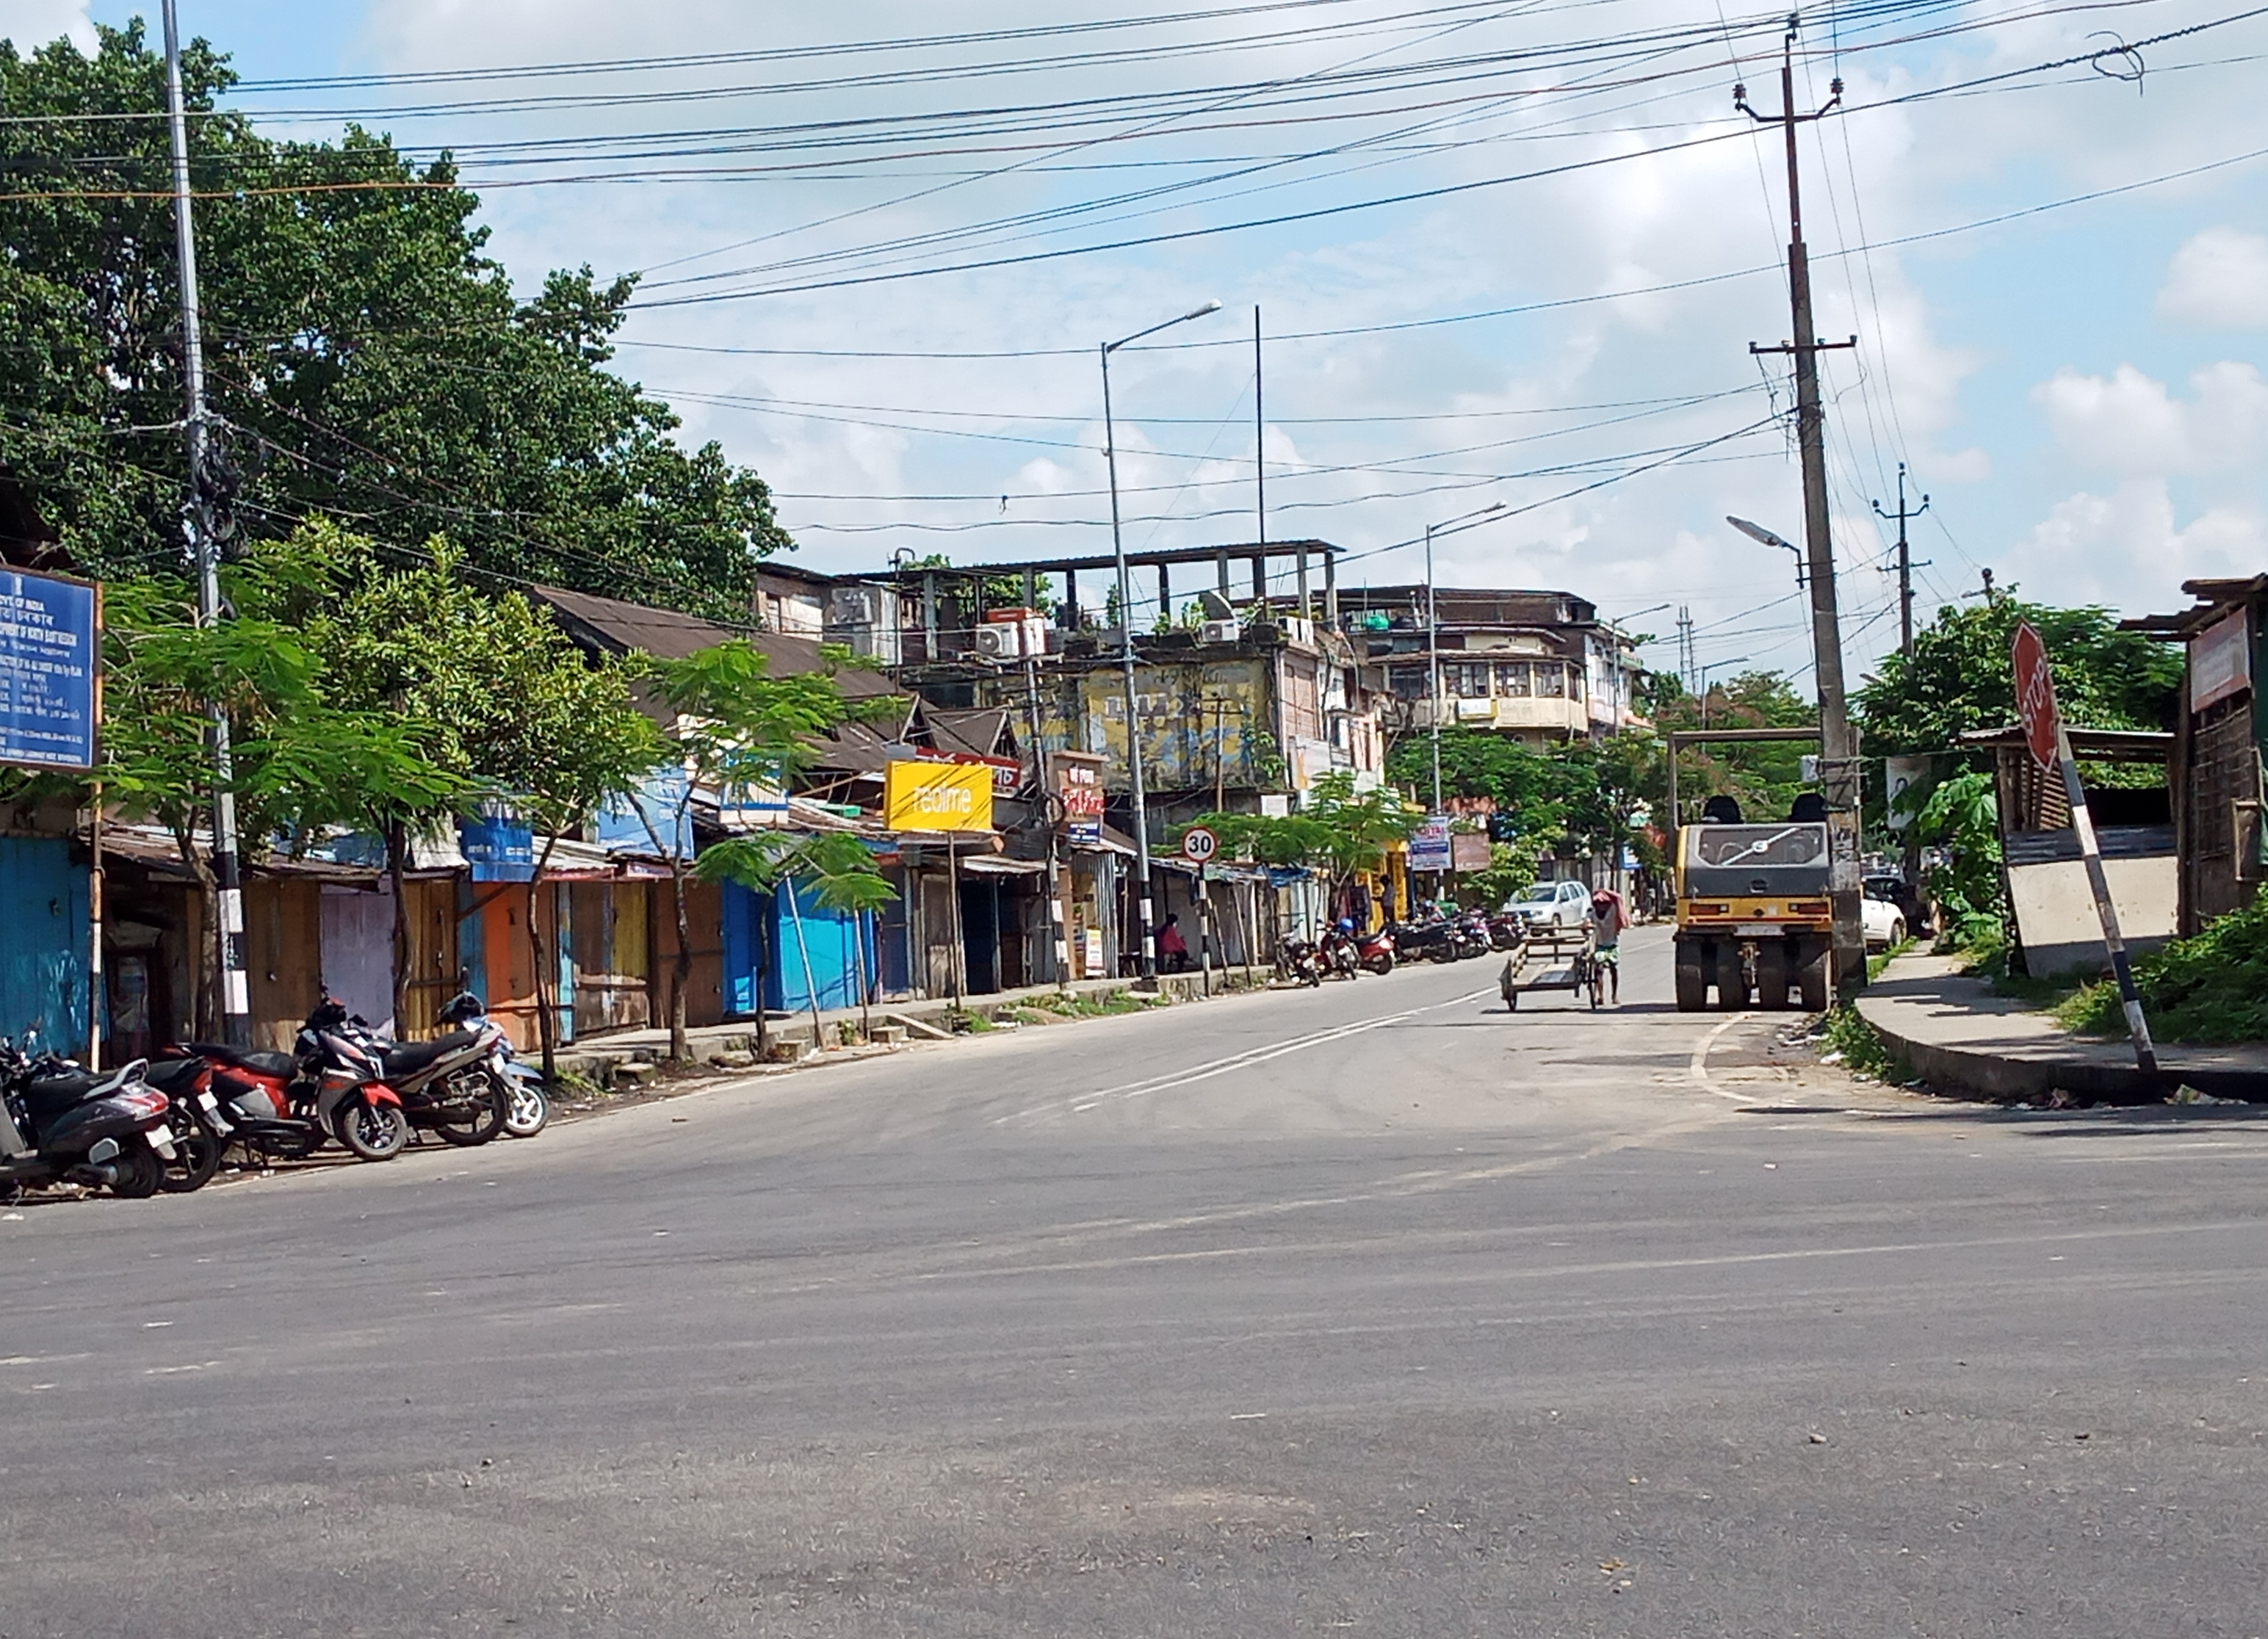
[1860,889,1907,950]
[1866,871,1930,939]
[1506,880,1592,931]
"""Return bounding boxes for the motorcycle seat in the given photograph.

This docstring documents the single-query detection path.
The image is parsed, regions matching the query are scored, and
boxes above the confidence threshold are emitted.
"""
[380,1030,481,1077]
[144,1057,207,1095]
[184,1043,297,1079]
[21,1060,151,1122]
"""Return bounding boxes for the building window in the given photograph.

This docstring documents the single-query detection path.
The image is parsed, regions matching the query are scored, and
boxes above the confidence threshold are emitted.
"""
[1390,665,1430,700]
[1536,662,1568,698]
[1444,661,1492,698]
[1493,660,1530,697]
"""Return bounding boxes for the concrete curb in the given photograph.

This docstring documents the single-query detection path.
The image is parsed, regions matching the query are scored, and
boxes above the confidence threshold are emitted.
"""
[1855,966,2268,1105]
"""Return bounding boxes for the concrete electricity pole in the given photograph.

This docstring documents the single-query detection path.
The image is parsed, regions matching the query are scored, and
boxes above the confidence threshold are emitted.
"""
[1872,464,1930,656]
[1738,24,1866,997]
[163,0,252,1046]
[1102,300,1221,983]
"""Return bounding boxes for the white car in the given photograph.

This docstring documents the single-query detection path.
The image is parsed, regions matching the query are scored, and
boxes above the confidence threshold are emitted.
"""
[1860,893,1907,949]
[1508,880,1592,931]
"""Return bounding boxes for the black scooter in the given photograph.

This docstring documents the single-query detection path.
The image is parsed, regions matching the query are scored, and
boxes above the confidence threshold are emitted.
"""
[1,1038,174,1202]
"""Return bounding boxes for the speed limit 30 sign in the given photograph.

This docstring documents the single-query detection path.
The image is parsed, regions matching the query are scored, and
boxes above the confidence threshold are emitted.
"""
[1180,825,1220,865]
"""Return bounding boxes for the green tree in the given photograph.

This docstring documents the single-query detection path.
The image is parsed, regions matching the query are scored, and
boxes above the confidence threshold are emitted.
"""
[638,641,895,1061]
[696,831,897,1053]
[286,522,662,1030]
[1649,670,1819,826]
[1855,597,2181,755]
[1905,768,2003,947]
[19,557,469,1036]
[1182,772,1418,919]
[0,23,791,615]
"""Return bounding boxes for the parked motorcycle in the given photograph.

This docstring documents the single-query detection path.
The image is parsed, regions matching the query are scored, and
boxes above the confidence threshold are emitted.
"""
[1388,914,1459,963]
[1354,925,1395,975]
[1318,922,1363,980]
[1486,912,1528,953]
[291,1003,412,1162]
[143,1056,229,1193]
[328,996,512,1148]
[167,1039,335,1164]
[433,992,547,1140]
[1451,911,1495,962]
[0,1037,174,1201]
[1274,936,1323,988]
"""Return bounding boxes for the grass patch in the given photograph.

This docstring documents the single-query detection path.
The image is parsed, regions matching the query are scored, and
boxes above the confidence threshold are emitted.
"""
[2061,886,2268,1044]
[1949,924,2090,1010]
[1818,1003,1907,1082]
[1866,936,1916,983]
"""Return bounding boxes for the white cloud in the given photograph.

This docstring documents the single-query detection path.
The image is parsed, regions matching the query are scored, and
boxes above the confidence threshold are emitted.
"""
[2157,227,2268,329]
[2032,362,2268,479]
[2011,480,2264,604]
[0,0,93,52]
[173,0,2268,676]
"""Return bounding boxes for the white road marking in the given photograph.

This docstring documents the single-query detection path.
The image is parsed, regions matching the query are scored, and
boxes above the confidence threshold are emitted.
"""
[1686,1012,1759,1102]
[1003,988,1498,1121]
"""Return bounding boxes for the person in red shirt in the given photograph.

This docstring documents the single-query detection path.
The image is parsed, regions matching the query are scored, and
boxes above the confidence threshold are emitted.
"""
[1156,913,1191,973]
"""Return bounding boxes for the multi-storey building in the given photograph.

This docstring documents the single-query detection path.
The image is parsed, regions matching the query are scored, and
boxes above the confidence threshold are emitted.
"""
[1341,585,1646,746]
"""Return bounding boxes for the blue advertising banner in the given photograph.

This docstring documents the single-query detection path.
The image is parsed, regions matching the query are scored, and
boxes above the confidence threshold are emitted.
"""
[458,814,537,882]
[0,571,98,771]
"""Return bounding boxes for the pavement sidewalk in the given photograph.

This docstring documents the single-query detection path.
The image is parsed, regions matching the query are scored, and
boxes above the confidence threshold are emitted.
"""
[1854,952,2268,1103]
[547,963,1271,1085]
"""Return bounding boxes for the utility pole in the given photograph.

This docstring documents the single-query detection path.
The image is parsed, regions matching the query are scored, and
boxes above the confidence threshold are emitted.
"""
[1871,463,1930,654]
[1675,606,1694,695]
[164,0,251,1046]
[1102,300,1220,985]
[1738,22,1866,998]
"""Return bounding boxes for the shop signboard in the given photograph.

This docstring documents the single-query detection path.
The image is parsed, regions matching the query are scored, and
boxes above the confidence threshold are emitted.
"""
[0,569,98,771]
[884,758,994,833]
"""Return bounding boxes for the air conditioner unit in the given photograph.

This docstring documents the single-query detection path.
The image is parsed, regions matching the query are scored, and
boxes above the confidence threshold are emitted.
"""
[972,623,1025,662]
[1199,619,1241,645]
[1279,615,1315,648]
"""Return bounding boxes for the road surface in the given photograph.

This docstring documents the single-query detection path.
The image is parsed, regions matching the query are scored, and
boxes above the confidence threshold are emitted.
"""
[7,926,2268,1636]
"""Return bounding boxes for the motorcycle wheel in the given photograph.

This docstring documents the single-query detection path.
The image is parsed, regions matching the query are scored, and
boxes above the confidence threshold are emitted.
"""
[109,1146,165,1199]
[335,1096,409,1162]
[502,1077,549,1140]
[433,1080,508,1148]
[159,1113,225,1194]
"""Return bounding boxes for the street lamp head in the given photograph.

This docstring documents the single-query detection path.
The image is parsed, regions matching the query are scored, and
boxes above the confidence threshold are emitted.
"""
[1725,515,1794,553]
[1183,299,1224,320]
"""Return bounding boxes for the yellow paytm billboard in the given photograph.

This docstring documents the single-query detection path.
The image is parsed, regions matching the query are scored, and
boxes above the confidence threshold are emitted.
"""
[884,758,995,833]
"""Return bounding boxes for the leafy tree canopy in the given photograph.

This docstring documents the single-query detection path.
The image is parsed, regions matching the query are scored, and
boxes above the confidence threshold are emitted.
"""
[1855,596,2182,755]
[0,23,791,616]
[1384,726,1659,861]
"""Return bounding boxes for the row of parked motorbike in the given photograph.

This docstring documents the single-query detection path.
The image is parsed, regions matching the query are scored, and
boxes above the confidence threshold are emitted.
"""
[1275,907,1530,986]
[0,992,550,1204]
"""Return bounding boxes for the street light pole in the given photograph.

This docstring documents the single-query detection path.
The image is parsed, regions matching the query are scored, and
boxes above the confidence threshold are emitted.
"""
[1103,300,1221,983]
[1739,25,1865,996]
[163,0,251,1048]
[1425,521,1442,814]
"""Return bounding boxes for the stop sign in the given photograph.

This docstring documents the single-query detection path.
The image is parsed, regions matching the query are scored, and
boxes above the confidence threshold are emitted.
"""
[2011,620,2061,770]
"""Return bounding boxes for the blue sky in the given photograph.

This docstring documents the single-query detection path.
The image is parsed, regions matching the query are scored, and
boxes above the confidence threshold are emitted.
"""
[13,0,2268,686]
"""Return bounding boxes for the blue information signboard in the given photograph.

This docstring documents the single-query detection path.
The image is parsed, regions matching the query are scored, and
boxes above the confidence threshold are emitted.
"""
[458,814,537,882]
[0,571,98,771]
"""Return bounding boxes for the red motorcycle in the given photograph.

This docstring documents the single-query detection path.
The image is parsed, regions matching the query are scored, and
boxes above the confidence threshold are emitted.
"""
[167,1006,408,1163]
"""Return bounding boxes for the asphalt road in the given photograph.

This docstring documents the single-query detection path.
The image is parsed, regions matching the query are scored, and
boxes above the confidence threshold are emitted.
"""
[8,926,2268,1638]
